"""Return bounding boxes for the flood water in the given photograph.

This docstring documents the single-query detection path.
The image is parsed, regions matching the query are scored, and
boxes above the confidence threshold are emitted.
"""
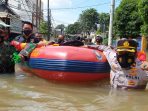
[0,73,148,111]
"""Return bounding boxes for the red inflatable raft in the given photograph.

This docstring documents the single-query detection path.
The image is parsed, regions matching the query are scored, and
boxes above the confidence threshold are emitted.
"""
[21,46,110,82]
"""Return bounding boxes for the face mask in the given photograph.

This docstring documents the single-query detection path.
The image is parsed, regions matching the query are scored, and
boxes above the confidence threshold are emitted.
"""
[34,38,40,43]
[117,52,136,68]
[23,29,32,36]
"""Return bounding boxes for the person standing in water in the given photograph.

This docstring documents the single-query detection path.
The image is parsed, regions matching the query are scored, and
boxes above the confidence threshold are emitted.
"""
[0,22,15,73]
[11,21,39,76]
[86,38,148,89]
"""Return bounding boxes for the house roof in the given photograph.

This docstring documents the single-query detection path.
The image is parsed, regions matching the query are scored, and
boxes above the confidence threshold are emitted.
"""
[0,4,20,18]
[0,19,10,27]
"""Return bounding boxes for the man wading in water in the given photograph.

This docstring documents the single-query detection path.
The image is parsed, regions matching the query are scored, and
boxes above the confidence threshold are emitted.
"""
[0,21,15,73]
[85,38,148,90]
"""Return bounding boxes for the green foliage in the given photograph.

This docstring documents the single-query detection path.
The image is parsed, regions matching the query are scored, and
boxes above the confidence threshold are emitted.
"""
[98,13,110,33]
[138,0,148,36]
[79,8,98,34]
[55,24,65,34]
[141,24,148,36]
[39,21,49,35]
[114,0,143,38]
[56,24,65,29]
[95,29,101,35]
[65,22,82,34]
[138,0,148,24]
[103,37,108,45]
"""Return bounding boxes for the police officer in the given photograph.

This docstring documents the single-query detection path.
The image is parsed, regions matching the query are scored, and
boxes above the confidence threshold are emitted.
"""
[86,38,148,89]
[14,21,38,43]
[12,21,40,58]
[11,21,40,76]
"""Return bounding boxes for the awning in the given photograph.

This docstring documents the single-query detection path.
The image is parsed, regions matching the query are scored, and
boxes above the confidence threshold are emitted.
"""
[0,20,10,27]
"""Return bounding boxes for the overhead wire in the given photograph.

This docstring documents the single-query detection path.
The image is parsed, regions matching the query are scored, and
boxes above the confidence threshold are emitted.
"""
[43,2,110,11]
[8,0,122,26]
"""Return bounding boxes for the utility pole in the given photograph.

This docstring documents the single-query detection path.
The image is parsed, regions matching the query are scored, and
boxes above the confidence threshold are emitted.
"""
[36,0,38,31]
[47,0,50,40]
[108,0,115,46]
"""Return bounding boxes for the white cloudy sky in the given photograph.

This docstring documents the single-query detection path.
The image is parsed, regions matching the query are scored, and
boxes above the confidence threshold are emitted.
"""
[42,0,120,27]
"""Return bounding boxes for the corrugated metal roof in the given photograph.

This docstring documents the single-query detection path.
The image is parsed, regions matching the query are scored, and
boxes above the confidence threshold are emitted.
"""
[0,12,9,18]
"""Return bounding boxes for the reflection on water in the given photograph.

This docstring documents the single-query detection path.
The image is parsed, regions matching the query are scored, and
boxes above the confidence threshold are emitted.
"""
[0,74,148,111]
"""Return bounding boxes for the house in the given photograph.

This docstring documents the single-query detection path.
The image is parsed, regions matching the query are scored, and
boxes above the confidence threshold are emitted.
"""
[0,2,22,40]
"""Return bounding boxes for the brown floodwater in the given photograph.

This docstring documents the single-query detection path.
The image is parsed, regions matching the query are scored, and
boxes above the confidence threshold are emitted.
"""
[0,73,148,111]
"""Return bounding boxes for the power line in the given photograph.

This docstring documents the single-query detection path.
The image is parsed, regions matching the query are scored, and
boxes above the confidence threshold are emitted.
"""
[43,2,110,11]
[9,2,111,13]
[51,18,72,25]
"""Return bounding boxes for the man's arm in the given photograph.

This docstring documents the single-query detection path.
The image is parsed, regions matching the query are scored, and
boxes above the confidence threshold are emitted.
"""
[87,45,112,52]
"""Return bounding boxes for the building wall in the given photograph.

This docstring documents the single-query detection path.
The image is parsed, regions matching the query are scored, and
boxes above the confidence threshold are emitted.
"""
[0,2,22,34]
[8,0,43,31]
[8,0,33,22]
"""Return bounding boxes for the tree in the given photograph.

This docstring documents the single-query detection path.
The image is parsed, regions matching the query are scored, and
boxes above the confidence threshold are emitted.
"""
[55,24,65,34]
[39,21,49,35]
[79,8,98,35]
[98,13,110,33]
[138,0,148,51]
[65,22,82,34]
[138,0,148,36]
[114,0,143,38]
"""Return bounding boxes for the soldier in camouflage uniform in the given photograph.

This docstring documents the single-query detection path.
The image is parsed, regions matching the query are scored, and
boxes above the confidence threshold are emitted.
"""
[0,25,15,73]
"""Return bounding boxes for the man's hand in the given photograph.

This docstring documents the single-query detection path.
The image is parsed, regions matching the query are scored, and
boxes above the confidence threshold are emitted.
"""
[141,61,148,70]
[81,45,88,48]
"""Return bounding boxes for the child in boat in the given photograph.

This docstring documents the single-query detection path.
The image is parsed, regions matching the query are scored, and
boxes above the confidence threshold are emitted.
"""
[86,38,148,89]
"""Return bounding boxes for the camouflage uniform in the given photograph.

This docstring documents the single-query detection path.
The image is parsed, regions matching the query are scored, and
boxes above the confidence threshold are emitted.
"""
[0,41,16,73]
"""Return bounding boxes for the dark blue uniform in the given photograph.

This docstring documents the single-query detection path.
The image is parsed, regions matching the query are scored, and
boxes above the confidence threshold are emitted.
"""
[14,34,39,43]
